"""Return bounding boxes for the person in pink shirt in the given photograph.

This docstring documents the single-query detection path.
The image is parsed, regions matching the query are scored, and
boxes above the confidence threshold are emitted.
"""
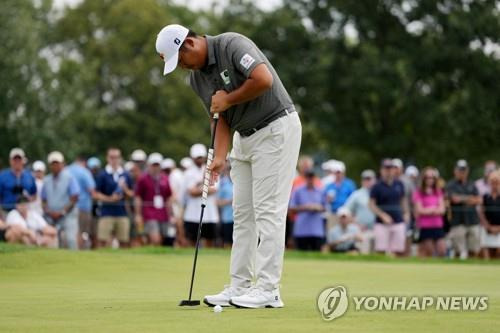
[412,167,446,257]
[134,153,172,246]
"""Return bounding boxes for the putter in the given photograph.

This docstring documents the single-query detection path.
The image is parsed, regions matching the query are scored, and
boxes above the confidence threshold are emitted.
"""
[179,112,219,307]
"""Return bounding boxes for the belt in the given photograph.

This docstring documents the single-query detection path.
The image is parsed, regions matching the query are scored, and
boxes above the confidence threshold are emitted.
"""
[238,108,296,137]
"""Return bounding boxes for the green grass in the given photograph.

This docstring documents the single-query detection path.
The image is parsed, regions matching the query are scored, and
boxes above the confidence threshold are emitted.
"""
[0,244,499,333]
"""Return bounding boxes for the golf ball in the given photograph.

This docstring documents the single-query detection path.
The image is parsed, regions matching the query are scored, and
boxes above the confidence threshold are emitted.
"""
[214,305,223,313]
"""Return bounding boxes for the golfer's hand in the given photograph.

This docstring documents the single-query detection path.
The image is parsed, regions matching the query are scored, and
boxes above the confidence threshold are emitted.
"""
[207,157,225,185]
[210,90,231,113]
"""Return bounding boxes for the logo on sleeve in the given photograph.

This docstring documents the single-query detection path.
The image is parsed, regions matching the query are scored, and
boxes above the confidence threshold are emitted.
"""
[220,69,231,85]
[240,53,255,70]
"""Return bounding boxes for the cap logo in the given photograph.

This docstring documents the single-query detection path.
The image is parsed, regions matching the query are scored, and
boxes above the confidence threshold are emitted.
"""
[174,38,181,45]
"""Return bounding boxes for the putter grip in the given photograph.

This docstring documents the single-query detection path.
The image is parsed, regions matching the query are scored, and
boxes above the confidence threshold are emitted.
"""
[202,148,214,206]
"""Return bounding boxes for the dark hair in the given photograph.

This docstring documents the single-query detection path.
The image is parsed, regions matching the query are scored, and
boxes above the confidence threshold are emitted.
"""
[16,195,30,204]
[180,29,198,49]
[418,166,439,194]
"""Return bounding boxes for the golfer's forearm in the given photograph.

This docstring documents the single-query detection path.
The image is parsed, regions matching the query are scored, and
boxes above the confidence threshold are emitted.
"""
[225,64,273,106]
[214,116,231,160]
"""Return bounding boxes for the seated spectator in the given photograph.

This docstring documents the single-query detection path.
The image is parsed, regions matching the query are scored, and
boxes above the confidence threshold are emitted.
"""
[412,167,446,257]
[0,217,33,245]
[0,148,37,212]
[217,162,234,249]
[134,153,173,246]
[446,159,481,259]
[6,196,57,247]
[370,159,409,256]
[289,170,326,251]
[342,169,376,254]
[95,148,133,248]
[42,151,80,249]
[326,207,362,253]
[479,170,500,259]
[475,160,497,196]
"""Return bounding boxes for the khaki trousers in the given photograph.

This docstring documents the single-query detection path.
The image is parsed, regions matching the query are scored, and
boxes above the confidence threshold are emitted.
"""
[229,111,301,291]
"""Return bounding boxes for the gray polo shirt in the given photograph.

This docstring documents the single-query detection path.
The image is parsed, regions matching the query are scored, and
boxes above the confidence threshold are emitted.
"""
[189,33,294,132]
[445,179,479,226]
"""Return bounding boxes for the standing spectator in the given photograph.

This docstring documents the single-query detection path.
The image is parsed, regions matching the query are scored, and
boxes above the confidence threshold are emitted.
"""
[342,169,377,254]
[183,144,219,248]
[87,157,101,248]
[131,149,147,171]
[127,158,144,247]
[370,159,409,256]
[479,170,500,259]
[42,151,80,249]
[288,170,326,251]
[446,159,482,259]
[292,155,322,190]
[95,148,133,248]
[7,196,57,247]
[320,159,338,187]
[412,167,446,257]
[30,160,46,215]
[217,162,234,248]
[134,153,173,246]
[326,207,362,253]
[165,158,188,247]
[323,161,356,223]
[475,160,498,196]
[0,148,37,213]
[68,156,96,249]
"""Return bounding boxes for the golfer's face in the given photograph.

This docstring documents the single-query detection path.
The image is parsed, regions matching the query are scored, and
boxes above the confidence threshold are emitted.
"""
[178,48,199,70]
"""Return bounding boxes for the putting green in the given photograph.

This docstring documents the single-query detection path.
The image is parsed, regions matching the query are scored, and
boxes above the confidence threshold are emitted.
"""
[0,245,499,332]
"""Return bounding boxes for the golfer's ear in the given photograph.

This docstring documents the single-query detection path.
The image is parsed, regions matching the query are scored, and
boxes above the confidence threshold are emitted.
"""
[182,37,195,50]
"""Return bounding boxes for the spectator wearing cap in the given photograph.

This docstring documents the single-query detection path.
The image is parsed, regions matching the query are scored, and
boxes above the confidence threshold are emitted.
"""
[288,169,326,251]
[125,159,144,247]
[475,160,498,196]
[30,160,46,215]
[412,167,446,257]
[41,151,80,249]
[326,207,362,253]
[87,157,101,248]
[292,156,323,190]
[95,148,133,248]
[67,156,97,249]
[217,162,234,248]
[0,148,37,214]
[183,144,219,248]
[342,170,377,254]
[134,153,173,246]
[7,195,57,247]
[369,159,409,256]
[131,149,147,171]
[445,159,482,259]
[164,158,188,247]
[323,161,356,227]
[478,170,500,259]
[320,159,338,187]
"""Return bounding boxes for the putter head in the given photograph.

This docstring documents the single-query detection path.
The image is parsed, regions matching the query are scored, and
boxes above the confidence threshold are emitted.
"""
[179,300,201,306]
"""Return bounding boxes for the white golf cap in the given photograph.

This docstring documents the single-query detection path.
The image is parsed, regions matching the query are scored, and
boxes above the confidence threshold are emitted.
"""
[361,169,376,179]
[155,24,189,75]
[334,161,346,173]
[147,152,163,165]
[131,149,147,162]
[32,160,46,172]
[124,161,134,172]
[47,151,64,164]
[190,143,207,159]
[9,148,26,159]
[392,158,403,169]
[180,157,194,169]
[338,206,352,217]
[321,159,339,172]
[161,158,175,169]
[405,165,419,177]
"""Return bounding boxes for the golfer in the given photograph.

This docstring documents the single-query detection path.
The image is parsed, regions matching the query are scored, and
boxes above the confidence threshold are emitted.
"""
[156,24,301,308]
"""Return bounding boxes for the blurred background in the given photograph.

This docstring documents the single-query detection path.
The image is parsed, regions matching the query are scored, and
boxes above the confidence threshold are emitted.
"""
[1,0,499,178]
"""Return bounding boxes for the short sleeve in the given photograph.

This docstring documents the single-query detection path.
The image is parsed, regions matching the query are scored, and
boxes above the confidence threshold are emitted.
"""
[228,36,266,78]
[412,190,421,204]
[68,176,80,196]
[289,189,299,208]
[27,174,37,196]
[41,183,47,201]
[95,173,104,193]
[85,171,96,191]
[135,176,145,198]
[370,184,379,199]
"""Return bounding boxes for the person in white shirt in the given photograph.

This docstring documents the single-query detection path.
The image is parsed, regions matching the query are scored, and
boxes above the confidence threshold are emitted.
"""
[6,196,57,247]
[30,160,46,215]
[183,144,219,248]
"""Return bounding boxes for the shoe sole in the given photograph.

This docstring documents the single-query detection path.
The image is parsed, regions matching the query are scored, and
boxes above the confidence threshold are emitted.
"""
[229,299,284,309]
[203,298,231,307]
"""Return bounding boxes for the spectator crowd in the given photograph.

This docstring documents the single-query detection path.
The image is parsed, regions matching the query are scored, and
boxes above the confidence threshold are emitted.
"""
[1,147,499,260]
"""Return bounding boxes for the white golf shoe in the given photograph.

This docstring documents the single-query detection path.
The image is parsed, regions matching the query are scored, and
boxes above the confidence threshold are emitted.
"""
[229,287,284,308]
[203,285,249,307]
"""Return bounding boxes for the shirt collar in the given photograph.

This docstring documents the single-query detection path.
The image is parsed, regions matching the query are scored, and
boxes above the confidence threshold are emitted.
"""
[105,164,124,175]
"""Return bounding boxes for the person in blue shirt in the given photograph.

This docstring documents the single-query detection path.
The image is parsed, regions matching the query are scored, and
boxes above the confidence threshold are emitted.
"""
[67,156,96,249]
[94,148,133,248]
[323,161,356,213]
[217,164,234,248]
[0,148,37,212]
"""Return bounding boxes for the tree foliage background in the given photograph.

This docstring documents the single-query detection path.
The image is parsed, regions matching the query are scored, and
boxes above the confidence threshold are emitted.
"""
[1,0,499,178]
